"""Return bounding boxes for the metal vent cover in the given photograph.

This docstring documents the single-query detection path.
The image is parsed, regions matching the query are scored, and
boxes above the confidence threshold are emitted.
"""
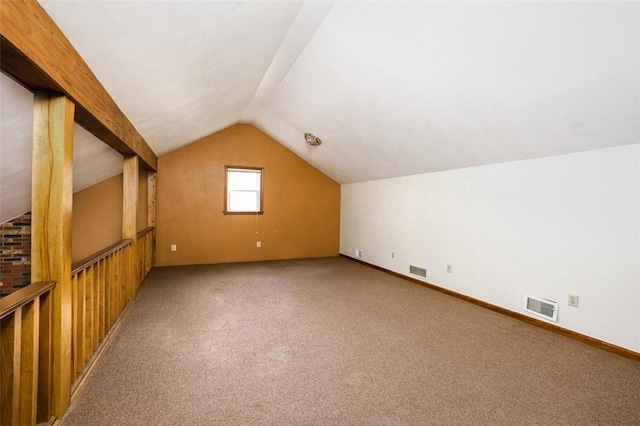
[409,265,427,278]
[525,295,558,322]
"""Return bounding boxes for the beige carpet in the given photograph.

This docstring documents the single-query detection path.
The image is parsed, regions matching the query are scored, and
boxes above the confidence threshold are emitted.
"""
[61,257,640,425]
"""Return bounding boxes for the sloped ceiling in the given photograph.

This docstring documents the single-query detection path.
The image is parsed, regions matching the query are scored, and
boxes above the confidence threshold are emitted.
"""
[1,1,638,223]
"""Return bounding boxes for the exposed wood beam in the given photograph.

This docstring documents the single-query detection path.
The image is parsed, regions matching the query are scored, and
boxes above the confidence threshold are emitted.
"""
[0,0,157,171]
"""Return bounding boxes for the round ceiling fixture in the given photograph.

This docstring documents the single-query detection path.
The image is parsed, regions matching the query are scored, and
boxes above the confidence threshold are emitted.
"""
[304,132,322,146]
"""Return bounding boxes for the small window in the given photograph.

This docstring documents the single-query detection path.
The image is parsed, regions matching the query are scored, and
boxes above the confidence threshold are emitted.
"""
[224,166,263,214]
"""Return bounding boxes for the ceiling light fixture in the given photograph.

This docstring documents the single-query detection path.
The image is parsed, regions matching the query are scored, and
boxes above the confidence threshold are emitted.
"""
[304,132,322,146]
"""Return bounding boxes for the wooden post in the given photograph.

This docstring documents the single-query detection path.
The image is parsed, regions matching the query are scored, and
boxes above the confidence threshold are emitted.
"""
[123,155,139,239]
[147,172,157,271]
[31,92,74,419]
[147,172,156,228]
[123,156,139,297]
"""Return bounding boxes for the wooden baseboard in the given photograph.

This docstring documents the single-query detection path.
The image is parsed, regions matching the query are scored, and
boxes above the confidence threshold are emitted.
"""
[340,254,640,363]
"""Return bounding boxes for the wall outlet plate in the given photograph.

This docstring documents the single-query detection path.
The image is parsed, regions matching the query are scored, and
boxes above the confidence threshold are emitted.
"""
[568,294,579,307]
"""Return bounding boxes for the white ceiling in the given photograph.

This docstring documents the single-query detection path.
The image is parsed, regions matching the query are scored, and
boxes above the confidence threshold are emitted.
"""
[1,1,638,222]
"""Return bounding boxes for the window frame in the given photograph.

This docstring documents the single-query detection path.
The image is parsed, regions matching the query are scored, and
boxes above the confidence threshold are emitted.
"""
[223,166,264,215]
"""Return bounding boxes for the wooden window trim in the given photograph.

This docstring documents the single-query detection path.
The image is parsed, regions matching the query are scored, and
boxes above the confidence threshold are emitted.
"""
[223,166,264,215]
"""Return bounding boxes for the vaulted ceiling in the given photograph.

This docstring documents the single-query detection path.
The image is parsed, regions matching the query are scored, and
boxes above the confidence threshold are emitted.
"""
[1,1,638,223]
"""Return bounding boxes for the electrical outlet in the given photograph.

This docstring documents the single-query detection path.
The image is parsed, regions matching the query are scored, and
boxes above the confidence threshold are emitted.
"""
[391,252,395,259]
[446,265,452,274]
[170,244,177,252]
[568,294,579,307]
[256,241,261,248]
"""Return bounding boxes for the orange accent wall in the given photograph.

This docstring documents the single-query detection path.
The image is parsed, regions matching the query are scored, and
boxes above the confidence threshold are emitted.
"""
[155,124,340,266]
[71,167,148,263]
[72,174,123,262]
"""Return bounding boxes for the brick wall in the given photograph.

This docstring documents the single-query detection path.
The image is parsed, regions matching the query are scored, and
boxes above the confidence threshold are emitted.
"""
[0,212,31,297]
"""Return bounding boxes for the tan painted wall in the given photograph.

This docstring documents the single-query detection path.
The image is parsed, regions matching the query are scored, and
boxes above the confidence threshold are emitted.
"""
[156,124,340,266]
[72,174,123,262]
[72,167,149,262]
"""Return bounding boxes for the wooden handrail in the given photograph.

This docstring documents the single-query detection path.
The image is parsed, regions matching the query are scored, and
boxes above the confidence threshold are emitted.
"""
[71,239,132,275]
[0,280,56,319]
[137,226,154,239]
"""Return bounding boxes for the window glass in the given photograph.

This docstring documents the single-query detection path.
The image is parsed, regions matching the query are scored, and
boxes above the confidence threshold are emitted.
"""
[225,167,262,214]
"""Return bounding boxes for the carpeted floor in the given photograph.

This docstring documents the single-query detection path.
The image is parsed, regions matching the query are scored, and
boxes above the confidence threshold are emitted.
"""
[61,257,640,425]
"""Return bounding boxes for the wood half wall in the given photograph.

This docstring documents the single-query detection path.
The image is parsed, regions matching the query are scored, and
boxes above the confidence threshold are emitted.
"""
[156,124,340,266]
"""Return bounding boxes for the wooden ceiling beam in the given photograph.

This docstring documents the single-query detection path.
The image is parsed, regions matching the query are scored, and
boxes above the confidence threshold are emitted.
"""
[0,0,157,171]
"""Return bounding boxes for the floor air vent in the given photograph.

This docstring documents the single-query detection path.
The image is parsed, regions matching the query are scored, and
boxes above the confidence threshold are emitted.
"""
[409,265,427,278]
[525,295,558,322]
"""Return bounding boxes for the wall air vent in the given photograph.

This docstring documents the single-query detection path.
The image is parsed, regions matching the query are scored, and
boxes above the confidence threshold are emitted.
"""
[409,265,427,278]
[525,295,558,322]
[355,249,364,259]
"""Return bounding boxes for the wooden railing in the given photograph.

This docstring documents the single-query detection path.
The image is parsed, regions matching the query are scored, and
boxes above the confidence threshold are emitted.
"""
[0,281,56,426]
[137,227,154,285]
[1,229,155,425]
[70,239,133,388]
[68,229,154,390]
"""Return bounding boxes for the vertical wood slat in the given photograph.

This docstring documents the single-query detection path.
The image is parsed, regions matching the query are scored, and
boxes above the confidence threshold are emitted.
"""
[38,291,53,423]
[112,253,116,327]
[74,273,85,380]
[71,274,78,382]
[11,309,22,425]
[0,314,12,426]
[110,253,116,325]
[31,92,74,419]
[18,299,40,425]
[108,253,115,328]
[128,245,135,300]
[122,246,129,304]
[98,259,106,339]
[0,307,21,426]
[84,267,93,363]
[120,249,126,312]
[92,265,100,352]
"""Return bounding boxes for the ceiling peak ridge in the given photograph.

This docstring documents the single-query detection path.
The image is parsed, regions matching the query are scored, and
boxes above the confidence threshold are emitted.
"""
[240,0,336,123]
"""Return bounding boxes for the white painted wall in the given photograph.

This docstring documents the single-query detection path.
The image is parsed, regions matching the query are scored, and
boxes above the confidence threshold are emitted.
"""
[340,145,640,353]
